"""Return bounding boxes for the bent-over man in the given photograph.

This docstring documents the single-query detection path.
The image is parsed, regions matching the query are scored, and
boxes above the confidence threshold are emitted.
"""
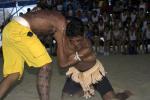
[54,17,132,100]
[0,9,67,100]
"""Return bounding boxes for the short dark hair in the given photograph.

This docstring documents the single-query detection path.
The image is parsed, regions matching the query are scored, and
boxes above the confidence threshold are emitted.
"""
[66,17,84,37]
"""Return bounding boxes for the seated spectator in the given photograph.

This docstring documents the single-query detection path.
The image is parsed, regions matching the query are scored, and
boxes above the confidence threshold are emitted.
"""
[128,27,137,54]
[112,26,122,54]
[104,26,112,56]
[143,23,150,53]
[92,26,100,53]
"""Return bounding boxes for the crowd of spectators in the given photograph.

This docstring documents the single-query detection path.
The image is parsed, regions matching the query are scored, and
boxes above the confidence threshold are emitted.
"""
[47,0,150,55]
[1,0,150,56]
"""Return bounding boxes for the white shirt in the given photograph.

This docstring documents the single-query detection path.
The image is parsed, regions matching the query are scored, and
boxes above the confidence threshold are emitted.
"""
[139,3,146,11]
[121,13,127,22]
[57,4,63,11]
[104,31,111,40]
[113,30,120,37]
[131,13,136,23]
[98,24,104,32]
[146,29,150,39]
[0,33,2,47]
[129,31,136,40]
[91,15,99,23]
[81,17,88,24]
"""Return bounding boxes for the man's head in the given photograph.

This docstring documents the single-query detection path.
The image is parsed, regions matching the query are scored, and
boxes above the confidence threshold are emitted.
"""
[66,17,84,38]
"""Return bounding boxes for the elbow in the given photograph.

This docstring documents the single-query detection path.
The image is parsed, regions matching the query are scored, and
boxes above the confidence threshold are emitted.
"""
[59,62,68,68]
[57,58,68,68]
[59,61,76,68]
[57,57,77,68]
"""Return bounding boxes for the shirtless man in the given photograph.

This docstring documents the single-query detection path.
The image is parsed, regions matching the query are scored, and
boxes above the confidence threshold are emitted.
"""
[0,9,66,100]
[54,17,132,100]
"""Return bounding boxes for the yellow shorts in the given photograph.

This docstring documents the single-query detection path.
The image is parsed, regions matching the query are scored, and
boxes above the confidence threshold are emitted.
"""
[2,20,52,78]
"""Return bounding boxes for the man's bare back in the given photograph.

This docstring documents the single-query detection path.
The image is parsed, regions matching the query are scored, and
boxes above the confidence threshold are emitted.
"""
[21,10,66,36]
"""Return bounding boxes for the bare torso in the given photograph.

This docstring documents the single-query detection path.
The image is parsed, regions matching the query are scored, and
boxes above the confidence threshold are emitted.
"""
[75,61,96,72]
[67,37,96,72]
[21,10,66,37]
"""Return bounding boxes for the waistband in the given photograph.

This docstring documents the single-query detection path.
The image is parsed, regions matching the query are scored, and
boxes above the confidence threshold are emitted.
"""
[12,16,30,28]
[66,59,105,77]
[66,59,106,99]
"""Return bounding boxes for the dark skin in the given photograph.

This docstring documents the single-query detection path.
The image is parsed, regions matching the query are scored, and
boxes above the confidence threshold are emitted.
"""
[55,34,132,100]
[63,36,96,71]
[69,41,96,71]
[21,10,66,37]
[55,33,96,71]
[0,10,67,100]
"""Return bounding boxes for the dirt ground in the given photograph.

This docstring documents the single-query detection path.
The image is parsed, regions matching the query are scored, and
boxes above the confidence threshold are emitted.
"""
[0,54,150,100]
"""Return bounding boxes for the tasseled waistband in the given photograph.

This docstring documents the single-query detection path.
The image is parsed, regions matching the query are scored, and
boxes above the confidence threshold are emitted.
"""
[66,59,106,99]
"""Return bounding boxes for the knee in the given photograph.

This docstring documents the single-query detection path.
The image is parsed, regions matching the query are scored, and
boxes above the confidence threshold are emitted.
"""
[102,91,115,100]
[41,63,51,71]
[39,63,52,75]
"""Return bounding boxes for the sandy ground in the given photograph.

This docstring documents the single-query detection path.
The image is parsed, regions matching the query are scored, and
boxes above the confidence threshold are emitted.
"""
[0,54,150,100]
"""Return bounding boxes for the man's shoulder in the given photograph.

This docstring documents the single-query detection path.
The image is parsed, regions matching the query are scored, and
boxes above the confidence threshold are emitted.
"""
[82,38,92,47]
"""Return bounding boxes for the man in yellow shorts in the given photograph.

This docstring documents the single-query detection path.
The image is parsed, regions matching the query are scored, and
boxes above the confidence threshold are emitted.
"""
[0,9,67,100]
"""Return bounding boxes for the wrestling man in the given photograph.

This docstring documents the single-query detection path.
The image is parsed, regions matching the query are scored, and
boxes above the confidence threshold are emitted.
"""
[54,17,132,100]
[0,9,66,100]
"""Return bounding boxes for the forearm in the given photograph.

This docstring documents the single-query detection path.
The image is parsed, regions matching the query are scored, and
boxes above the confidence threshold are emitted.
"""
[55,32,78,66]
[53,30,68,66]
[60,52,81,68]
[77,48,92,59]
[55,34,92,67]
[56,36,71,67]
[56,42,80,68]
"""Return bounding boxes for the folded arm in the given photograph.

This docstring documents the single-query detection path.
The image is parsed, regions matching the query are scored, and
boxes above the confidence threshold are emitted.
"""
[55,33,79,68]
[55,34,95,68]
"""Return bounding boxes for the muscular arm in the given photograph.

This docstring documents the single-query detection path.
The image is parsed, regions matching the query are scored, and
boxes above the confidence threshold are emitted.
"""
[55,33,79,68]
[77,39,94,59]
[56,35,95,68]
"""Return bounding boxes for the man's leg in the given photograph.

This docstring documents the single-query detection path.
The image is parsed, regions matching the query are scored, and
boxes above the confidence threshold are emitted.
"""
[37,63,51,100]
[94,76,132,100]
[61,78,82,100]
[94,76,115,100]
[0,72,20,99]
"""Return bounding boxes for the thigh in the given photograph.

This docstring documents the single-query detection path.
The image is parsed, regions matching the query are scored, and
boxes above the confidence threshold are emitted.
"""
[2,45,24,79]
[2,22,25,78]
[21,33,52,67]
[94,76,114,97]
[62,77,82,95]
[3,21,52,68]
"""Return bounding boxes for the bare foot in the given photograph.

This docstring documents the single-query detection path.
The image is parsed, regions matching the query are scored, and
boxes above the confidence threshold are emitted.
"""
[116,90,133,100]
